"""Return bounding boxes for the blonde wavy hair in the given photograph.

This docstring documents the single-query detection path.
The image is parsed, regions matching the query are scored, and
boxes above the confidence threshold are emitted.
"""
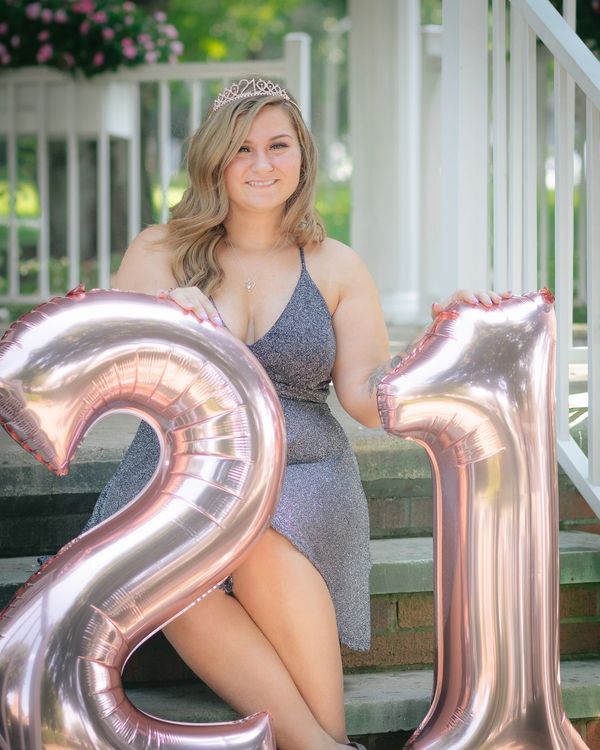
[164,89,325,295]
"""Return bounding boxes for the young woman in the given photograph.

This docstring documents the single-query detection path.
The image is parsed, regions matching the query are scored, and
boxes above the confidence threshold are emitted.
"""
[84,78,505,750]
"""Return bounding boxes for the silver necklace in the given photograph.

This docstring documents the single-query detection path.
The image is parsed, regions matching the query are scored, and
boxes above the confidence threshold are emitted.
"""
[226,237,284,292]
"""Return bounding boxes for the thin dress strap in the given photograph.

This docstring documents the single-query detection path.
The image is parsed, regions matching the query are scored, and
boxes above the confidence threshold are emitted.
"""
[299,247,306,268]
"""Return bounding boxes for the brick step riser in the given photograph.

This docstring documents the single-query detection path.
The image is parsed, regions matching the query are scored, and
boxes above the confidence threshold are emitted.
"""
[351,730,599,750]
[115,582,600,684]
[1,573,597,683]
[2,474,598,557]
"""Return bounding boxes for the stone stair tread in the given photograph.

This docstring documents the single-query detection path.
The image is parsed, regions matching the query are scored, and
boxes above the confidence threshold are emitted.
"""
[0,398,395,468]
[367,530,600,593]
[125,660,600,735]
[0,556,40,587]
[0,404,430,496]
[3,530,599,604]
[0,401,585,500]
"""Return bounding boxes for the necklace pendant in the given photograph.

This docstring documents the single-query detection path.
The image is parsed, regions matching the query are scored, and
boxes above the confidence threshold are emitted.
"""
[244,279,256,292]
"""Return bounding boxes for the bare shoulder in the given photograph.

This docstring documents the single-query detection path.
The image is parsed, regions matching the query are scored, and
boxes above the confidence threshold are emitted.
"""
[303,237,375,313]
[127,225,171,258]
[307,237,374,288]
[114,224,177,293]
[307,237,368,273]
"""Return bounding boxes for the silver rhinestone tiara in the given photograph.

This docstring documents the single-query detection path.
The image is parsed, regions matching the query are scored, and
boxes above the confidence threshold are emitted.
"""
[212,77,299,112]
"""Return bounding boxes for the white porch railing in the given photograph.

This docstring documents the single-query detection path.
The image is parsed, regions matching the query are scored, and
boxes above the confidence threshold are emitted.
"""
[437,0,600,516]
[0,32,310,304]
[510,0,600,515]
[498,0,600,515]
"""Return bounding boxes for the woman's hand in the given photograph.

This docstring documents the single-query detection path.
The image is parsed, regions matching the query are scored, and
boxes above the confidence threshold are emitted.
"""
[431,290,512,318]
[158,286,224,326]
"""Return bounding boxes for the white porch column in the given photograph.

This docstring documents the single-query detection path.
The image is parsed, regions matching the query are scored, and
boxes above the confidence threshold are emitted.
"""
[419,26,443,319]
[349,0,421,323]
[439,0,489,296]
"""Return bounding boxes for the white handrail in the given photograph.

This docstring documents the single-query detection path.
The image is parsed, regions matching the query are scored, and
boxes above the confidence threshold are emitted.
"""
[0,61,289,85]
[523,23,538,292]
[586,102,600,486]
[36,82,50,298]
[7,82,18,298]
[507,0,600,517]
[66,81,80,289]
[98,83,111,289]
[511,0,600,108]
[508,5,524,292]
[492,0,508,292]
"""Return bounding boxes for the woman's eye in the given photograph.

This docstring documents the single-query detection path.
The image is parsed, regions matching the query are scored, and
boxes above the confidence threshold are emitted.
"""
[238,145,250,153]
[271,142,287,149]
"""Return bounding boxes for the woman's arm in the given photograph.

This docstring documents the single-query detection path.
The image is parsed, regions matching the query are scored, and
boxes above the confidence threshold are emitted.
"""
[330,244,512,429]
[114,226,222,324]
[330,246,393,429]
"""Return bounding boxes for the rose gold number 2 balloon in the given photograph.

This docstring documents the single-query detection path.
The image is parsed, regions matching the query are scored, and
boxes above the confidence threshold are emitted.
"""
[0,287,285,750]
[379,290,588,750]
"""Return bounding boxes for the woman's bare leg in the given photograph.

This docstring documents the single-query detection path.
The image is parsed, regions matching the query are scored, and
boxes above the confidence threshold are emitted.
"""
[233,529,348,742]
[163,529,350,750]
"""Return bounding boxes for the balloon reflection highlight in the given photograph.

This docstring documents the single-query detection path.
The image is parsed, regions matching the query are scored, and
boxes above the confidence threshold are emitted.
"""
[378,290,588,750]
[0,287,284,749]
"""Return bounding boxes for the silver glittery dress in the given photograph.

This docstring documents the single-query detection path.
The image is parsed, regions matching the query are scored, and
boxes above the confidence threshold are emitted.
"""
[83,248,371,650]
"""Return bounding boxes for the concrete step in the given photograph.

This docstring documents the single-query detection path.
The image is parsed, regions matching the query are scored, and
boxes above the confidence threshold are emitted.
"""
[3,531,600,679]
[123,661,600,742]
[1,403,598,556]
[5,531,598,606]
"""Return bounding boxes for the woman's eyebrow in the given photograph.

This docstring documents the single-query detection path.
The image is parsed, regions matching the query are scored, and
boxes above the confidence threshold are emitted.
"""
[242,133,294,143]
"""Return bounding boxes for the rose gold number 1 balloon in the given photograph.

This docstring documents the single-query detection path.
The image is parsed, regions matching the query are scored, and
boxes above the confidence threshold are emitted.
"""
[378,291,588,750]
[0,288,285,749]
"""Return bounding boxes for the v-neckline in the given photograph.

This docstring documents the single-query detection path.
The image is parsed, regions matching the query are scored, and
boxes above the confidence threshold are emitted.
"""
[212,255,305,348]
[247,265,304,348]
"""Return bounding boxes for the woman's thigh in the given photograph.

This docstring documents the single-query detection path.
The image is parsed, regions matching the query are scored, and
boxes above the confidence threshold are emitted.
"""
[232,529,346,740]
[163,586,341,750]
[162,530,348,746]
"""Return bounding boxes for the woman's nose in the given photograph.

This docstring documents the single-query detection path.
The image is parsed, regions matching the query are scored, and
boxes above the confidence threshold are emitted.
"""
[252,149,274,171]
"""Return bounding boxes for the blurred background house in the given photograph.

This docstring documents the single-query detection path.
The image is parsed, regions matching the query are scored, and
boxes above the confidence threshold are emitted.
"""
[2,0,599,511]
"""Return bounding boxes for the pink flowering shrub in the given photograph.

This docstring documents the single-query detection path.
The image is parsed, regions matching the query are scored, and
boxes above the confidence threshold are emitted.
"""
[0,0,183,76]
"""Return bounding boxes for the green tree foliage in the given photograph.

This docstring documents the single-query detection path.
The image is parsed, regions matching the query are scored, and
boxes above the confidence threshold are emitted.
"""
[546,0,599,54]
[136,0,350,144]
[572,1,600,54]
[168,0,303,61]
[136,0,346,63]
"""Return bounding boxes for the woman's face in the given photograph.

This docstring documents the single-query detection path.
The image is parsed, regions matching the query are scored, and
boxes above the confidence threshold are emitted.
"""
[223,104,302,218]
